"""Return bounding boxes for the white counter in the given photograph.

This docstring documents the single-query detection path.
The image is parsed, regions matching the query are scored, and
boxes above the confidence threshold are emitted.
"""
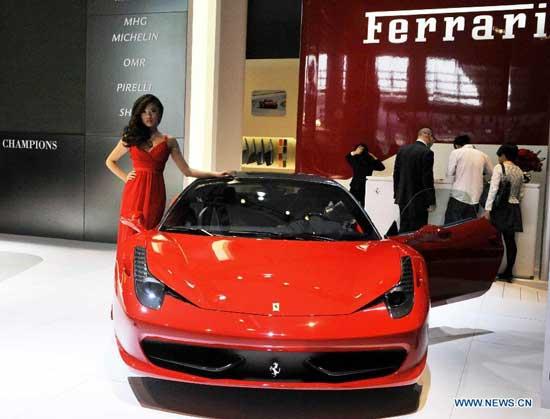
[365,176,541,279]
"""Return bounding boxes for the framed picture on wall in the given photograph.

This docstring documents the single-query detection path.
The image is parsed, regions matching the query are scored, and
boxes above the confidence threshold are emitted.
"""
[251,90,286,116]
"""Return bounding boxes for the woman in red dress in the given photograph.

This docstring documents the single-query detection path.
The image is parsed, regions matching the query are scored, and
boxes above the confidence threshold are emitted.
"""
[105,94,227,253]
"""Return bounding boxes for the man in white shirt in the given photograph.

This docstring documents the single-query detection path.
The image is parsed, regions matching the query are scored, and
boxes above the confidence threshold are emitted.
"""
[444,135,493,224]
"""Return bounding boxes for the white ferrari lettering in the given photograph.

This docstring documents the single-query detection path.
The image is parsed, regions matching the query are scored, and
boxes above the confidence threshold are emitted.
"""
[363,3,548,44]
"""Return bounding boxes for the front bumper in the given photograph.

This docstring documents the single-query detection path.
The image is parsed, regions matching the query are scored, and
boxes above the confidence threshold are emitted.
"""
[113,289,428,390]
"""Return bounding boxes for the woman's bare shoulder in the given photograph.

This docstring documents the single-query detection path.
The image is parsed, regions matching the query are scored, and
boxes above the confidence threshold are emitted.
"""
[165,136,179,148]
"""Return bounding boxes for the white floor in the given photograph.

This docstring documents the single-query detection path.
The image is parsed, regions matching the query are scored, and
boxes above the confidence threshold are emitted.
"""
[0,233,547,419]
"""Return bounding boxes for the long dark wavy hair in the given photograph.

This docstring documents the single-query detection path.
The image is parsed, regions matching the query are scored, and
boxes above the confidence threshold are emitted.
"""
[122,94,164,148]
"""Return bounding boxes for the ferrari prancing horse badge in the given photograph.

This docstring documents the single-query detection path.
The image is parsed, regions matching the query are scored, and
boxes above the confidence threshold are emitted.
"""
[269,361,281,377]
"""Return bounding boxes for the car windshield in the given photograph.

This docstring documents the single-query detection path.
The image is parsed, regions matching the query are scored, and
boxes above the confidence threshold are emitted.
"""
[161,177,380,241]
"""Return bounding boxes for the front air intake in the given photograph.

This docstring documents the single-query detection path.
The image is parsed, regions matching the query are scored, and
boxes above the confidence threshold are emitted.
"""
[141,340,407,382]
[384,256,414,319]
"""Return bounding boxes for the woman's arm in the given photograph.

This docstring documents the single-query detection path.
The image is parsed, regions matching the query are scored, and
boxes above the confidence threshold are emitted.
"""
[167,137,228,178]
[345,153,360,173]
[105,140,134,183]
[369,153,385,171]
[519,174,525,201]
[484,164,503,212]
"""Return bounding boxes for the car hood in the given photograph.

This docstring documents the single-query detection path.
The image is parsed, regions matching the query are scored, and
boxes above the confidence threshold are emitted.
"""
[145,233,405,316]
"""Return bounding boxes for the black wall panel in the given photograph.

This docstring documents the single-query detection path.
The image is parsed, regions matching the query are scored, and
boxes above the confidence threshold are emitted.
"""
[0,133,84,239]
[84,0,188,242]
[0,1,188,242]
[88,0,188,15]
[0,1,86,134]
[246,0,302,59]
[86,12,187,137]
[84,136,128,242]
[84,136,185,242]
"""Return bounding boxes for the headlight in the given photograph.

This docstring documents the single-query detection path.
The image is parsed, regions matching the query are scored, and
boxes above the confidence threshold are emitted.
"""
[134,247,165,310]
[384,256,414,319]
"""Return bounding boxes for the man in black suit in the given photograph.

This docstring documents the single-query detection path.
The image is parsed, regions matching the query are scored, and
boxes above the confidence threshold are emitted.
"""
[393,128,436,233]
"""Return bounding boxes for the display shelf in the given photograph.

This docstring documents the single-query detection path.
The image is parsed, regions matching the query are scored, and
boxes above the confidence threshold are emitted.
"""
[241,136,296,173]
[240,164,295,174]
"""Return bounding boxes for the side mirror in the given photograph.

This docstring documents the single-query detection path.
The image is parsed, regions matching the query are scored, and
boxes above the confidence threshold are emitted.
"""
[385,221,399,237]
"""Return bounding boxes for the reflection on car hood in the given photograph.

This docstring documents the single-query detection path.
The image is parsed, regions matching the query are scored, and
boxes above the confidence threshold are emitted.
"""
[145,233,406,316]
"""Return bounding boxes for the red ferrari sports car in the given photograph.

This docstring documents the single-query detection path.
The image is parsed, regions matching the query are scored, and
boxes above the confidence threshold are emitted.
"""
[113,173,503,390]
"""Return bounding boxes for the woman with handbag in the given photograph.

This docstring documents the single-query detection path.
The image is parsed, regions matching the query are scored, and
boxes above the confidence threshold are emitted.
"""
[483,143,524,281]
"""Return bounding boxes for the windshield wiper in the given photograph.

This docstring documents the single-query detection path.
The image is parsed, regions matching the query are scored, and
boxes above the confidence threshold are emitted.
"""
[219,230,290,239]
[221,230,336,241]
[291,232,335,241]
[161,226,214,236]
[163,228,335,241]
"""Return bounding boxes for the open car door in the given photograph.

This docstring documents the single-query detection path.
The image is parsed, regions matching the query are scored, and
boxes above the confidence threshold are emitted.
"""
[388,191,504,306]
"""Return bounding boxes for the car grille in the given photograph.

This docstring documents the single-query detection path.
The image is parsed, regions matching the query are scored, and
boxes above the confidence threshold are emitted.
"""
[141,340,407,382]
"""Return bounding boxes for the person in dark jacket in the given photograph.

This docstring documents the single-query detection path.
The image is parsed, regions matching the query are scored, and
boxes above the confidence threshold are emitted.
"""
[393,128,436,233]
[346,143,385,207]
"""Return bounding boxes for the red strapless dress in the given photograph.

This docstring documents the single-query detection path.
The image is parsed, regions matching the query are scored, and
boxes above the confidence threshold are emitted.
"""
[116,136,171,252]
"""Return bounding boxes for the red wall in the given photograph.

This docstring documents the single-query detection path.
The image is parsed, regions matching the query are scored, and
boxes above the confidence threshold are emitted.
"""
[297,0,550,177]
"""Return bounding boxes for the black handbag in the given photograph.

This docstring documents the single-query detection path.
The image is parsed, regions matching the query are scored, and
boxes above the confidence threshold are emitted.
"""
[246,139,257,164]
[264,139,274,166]
[257,138,265,165]
[493,163,511,209]
[241,138,250,165]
